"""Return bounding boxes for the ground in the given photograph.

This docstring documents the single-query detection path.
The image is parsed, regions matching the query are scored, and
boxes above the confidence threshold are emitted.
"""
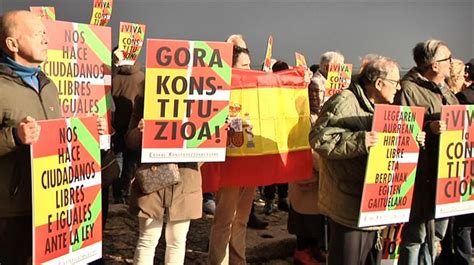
[102,201,296,265]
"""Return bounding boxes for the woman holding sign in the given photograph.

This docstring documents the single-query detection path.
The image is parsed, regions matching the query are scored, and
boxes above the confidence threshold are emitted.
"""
[126,88,202,264]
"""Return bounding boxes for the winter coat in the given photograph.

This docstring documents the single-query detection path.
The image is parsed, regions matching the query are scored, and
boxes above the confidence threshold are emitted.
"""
[394,67,458,221]
[112,62,144,136]
[126,91,202,221]
[310,80,380,230]
[456,84,474,104]
[0,64,61,217]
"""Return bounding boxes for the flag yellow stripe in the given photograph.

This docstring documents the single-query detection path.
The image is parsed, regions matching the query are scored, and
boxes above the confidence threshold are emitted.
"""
[227,87,310,156]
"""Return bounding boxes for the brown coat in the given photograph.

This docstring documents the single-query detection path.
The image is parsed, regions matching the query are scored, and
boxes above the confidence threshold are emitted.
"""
[126,92,202,221]
[394,67,459,221]
[112,62,145,135]
[288,114,320,214]
[0,65,61,217]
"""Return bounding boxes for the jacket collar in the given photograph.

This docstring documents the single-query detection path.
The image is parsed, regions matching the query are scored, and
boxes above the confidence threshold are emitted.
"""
[348,78,375,114]
[0,63,51,90]
[403,67,458,105]
[403,67,446,93]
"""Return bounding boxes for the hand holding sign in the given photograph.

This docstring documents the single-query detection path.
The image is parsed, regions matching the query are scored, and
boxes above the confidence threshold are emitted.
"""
[429,120,446,134]
[416,131,426,148]
[17,116,41,145]
[96,116,107,135]
[365,131,378,149]
[138,119,145,133]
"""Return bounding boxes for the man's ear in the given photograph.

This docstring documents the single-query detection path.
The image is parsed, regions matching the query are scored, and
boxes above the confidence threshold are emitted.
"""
[431,61,440,73]
[375,78,383,91]
[5,37,18,53]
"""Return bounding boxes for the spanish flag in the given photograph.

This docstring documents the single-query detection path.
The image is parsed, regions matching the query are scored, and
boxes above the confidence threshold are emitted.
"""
[201,67,312,192]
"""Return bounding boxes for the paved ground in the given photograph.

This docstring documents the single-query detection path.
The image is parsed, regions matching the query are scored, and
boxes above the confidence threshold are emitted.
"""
[102,201,296,264]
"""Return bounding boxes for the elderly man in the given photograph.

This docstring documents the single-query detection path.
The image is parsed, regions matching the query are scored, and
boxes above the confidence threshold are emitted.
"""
[311,56,403,265]
[395,40,458,265]
[309,51,345,111]
[0,10,62,264]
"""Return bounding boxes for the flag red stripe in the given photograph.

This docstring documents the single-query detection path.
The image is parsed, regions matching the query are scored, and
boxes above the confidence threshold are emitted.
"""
[201,149,312,192]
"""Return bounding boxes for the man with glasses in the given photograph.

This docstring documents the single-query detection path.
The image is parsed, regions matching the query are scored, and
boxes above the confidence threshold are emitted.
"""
[311,55,405,265]
[395,39,458,265]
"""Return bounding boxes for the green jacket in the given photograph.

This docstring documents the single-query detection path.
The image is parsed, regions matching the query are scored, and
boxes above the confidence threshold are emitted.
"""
[394,67,458,221]
[310,80,375,229]
[0,64,61,217]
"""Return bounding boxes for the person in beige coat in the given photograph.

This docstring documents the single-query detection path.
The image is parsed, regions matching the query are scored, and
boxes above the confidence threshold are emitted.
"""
[126,87,202,265]
[287,70,327,265]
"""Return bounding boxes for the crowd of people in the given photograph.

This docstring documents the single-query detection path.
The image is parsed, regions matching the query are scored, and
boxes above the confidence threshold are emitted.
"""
[1,8,474,265]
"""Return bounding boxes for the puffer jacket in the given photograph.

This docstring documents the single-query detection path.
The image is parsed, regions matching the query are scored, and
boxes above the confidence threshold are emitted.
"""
[0,64,61,217]
[394,67,458,221]
[310,79,378,230]
[126,90,202,221]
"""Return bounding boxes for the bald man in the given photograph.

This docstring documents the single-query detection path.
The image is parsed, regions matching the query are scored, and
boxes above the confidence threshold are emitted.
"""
[0,10,61,263]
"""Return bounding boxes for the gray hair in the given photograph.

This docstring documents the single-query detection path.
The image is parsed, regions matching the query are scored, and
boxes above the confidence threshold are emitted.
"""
[320,51,344,65]
[361,56,399,84]
[413,39,447,72]
[359,53,382,73]
[226,34,246,48]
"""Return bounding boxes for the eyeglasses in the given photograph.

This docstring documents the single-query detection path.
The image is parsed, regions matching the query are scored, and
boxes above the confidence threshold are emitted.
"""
[381,77,401,87]
[435,55,452,63]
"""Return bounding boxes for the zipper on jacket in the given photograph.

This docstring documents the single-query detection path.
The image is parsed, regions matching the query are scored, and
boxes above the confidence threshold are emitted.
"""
[36,92,50,120]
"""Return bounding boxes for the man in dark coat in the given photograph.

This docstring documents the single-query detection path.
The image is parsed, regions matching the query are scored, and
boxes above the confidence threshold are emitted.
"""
[395,39,458,265]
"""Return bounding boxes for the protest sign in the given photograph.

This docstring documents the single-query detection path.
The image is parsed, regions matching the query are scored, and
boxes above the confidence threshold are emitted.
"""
[381,224,404,265]
[118,22,146,66]
[42,19,112,149]
[201,67,312,191]
[359,104,424,227]
[295,52,307,67]
[324,63,352,102]
[142,39,233,162]
[90,0,113,26]
[262,36,273,72]
[30,6,56,20]
[436,105,474,218]
[31,116,101,264]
